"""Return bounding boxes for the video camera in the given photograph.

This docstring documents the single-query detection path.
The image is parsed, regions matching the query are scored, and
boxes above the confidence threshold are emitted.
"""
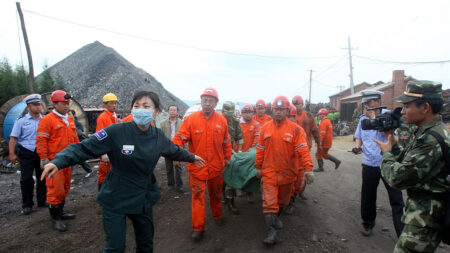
[361,107,402,132]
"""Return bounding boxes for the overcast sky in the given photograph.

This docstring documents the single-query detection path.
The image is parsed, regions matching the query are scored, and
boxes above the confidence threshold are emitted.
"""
[1,0,449,105]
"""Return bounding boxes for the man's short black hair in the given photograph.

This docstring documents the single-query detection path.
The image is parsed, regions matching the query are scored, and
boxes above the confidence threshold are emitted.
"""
[131,91,161,111]
[168,105,178,112]
[413,98,443,114]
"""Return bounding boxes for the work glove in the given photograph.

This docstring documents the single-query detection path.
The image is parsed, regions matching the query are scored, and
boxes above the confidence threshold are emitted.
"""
[255,169,262,179]
[40,158,50,168]
[305,172,315,184]
[101,154,109,163]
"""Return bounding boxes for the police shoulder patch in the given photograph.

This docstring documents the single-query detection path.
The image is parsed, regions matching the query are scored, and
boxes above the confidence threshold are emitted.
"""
[95,129,108,141]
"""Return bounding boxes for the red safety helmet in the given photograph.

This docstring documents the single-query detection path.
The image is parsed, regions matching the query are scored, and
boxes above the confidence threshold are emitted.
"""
[51,90,71,102]
[289,104,297,116]
[318,108,328,115]
[255,99,266,108]
[241,104,254,113]
[272,96,290,109]
[292,95,304,105]
[200,87,219,102]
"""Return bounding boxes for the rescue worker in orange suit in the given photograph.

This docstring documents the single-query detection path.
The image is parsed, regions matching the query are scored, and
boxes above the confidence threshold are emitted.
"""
[284,104,308,214]
[252,99,272,127]
[255,96,314,245]
[240,104,261,152]
[36,90,79,232]
[292,95,321,151]
[314,108,341,172]
[96,93,119,190]
[172,87,232,242]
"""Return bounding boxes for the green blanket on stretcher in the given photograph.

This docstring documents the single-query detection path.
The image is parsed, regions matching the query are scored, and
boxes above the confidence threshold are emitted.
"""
[222,148,260,193]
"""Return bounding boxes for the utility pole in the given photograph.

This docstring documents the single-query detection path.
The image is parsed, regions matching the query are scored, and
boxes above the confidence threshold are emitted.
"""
[16,2,35,93]
[308,69,314,106]
[342,37,357,94]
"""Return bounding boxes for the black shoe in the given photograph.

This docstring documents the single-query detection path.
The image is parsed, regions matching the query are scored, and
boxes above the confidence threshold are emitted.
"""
[298,192,308,200]
[60,200,76,220]
[226,199,240,215]
[191,231,204,242]
[176,187,185,193]
[215,218,225,226]
[61,212,76,220]
[38,202,49,208]
[21,207,32,215]
[361,227,373,237]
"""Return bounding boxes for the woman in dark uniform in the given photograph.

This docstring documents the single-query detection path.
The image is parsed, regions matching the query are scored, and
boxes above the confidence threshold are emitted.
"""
[41,91,204,253]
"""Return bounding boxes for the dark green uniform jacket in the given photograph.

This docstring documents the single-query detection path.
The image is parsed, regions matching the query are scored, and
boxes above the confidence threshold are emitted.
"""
[51,122,195,214]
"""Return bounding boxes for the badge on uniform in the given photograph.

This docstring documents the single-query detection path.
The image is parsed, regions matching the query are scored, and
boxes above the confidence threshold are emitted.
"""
[95,130,108,141]
[121,145,134,155]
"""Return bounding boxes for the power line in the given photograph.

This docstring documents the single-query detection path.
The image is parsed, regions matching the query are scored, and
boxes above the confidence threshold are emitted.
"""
[23,9,342,61]
[314,56,345,78]
[354,55,450,65]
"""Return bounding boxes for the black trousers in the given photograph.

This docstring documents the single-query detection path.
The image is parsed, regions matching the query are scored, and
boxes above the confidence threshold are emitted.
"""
[18,146,47,208]
[361,164,404,237]
[164,158,182,188]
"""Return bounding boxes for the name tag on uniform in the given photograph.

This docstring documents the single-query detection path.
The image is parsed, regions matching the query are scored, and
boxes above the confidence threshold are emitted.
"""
[121,145,134,155]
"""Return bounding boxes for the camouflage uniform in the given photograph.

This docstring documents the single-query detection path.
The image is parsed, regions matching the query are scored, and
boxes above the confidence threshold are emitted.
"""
[227,117,244,151]
[222,101,244,202]
[395,123,417,150]
[380,80,450,252]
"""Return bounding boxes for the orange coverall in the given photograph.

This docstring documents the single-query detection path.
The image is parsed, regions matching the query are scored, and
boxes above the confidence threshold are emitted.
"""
[252,114,272,127]
[36,112,79,205]
[96,110,119,184]
[172,111,232,232]
[255,119,313,214]
[240,119,261,152]
[316,117,333,160]
[295,110,318,150]
[121,114,133,122]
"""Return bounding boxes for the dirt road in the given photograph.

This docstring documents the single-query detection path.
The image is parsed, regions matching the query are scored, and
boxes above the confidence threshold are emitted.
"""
[0,135,449,252]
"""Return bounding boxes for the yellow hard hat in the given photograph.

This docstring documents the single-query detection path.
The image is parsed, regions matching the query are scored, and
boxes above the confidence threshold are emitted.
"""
[103,93,118,102]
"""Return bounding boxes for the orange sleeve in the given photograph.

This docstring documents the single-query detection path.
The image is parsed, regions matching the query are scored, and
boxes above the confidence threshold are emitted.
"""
[222,121,232,161]
[294,127,313,172]
[252,122,261,148]
[96,113,106,132]
[172,116,191,147]
[36,116,51,160]
[254,126,265,169]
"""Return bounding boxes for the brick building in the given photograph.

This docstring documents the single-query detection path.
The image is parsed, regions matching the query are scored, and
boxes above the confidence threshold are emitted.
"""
[331,70,414,121]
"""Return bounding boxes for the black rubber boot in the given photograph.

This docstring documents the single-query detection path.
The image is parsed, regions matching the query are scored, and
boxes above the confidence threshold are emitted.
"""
[191,231,204,242]
[49,204,67,232]
[61,200,76,220]
[314,160,324,172]
[284,197,295,215]
[327,155,341,170]
[226,198,240,215]
[274,208,283,229]
[263,213,278,245]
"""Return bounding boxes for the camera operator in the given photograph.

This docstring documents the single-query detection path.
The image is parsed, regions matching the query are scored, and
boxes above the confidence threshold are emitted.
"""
[375,80,449,252]
[353,90,404,237]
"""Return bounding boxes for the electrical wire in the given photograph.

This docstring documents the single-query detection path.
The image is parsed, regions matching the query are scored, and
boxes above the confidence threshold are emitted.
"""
[23,9,342,61]
[354,55,450,65]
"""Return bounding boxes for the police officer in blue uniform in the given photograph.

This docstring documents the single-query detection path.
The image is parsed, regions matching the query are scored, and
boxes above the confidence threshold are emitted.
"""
[9,94,47,215]
[353,91,404,237]
[41,91,205,253]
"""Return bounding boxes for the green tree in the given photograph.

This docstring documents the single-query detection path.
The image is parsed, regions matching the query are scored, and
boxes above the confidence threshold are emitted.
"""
[38,68,55,93]
[0,59,18,105]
